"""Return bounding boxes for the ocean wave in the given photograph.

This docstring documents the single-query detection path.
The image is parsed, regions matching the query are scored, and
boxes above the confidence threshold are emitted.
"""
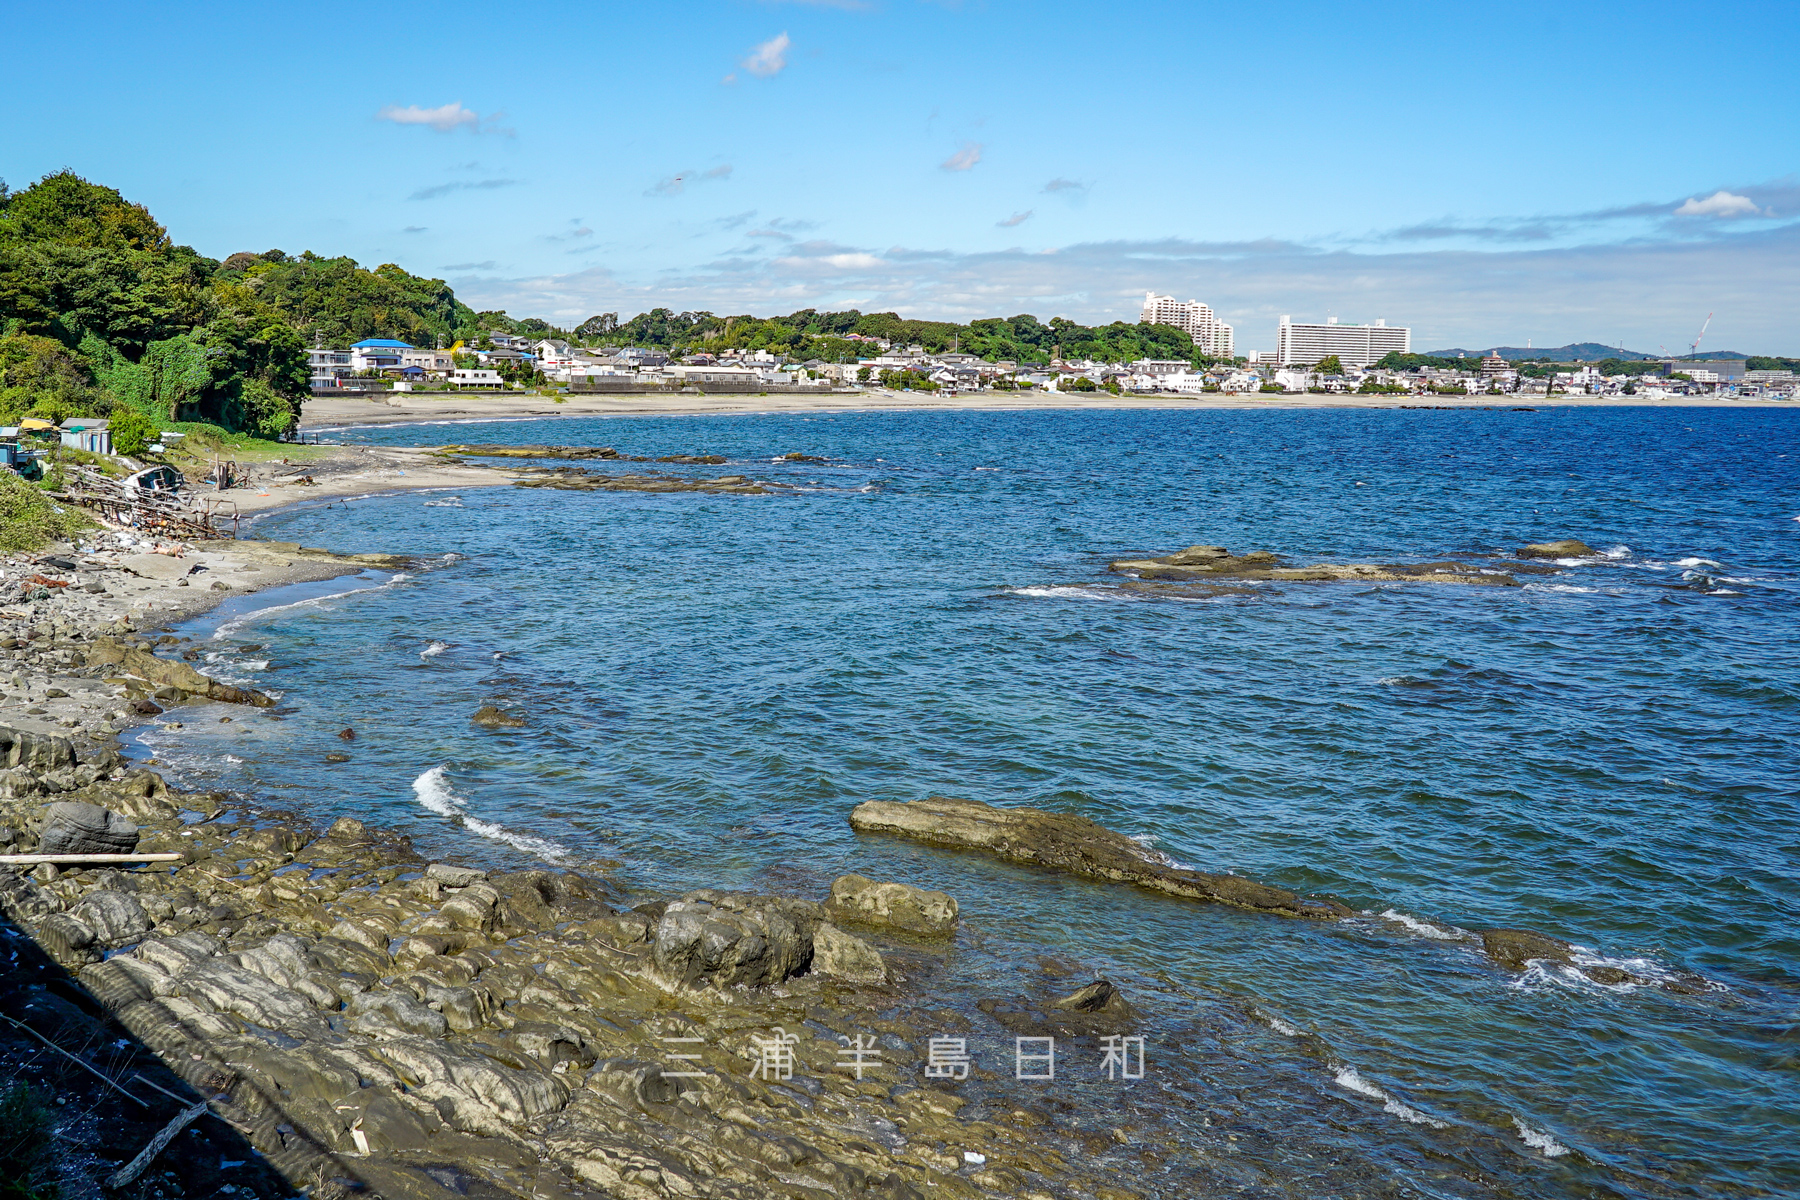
[1262,1014,1302,1036]
[1378,909,1465,941]
[423,496,464,508]
[420,641,451,659]
[1334,1066,1449,1128]
[1674,557,1721,569]
[412,766,571,862]
[1513,1119,1571,1157]
[212,573,414,640]
[1005,585,1122,602]
[1334,1066,1385,1098]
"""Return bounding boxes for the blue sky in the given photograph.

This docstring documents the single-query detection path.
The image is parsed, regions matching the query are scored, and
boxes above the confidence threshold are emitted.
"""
[6,0,1798,353]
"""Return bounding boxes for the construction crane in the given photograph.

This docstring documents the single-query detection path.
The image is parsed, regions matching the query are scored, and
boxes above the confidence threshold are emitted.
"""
[1689,313,1713,359]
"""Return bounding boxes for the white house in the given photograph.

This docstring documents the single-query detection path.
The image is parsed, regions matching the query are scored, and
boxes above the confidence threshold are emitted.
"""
[350,339,412,373]
[450,368,505,389]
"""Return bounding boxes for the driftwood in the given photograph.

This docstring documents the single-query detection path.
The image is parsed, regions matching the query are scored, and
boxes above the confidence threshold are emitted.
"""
[105,1100,212,1188]
[0,853,183,865]
[60,465,240,540]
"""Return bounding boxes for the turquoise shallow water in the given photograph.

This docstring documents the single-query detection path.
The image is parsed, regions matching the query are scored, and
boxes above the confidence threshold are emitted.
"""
[143,407,1798,1197]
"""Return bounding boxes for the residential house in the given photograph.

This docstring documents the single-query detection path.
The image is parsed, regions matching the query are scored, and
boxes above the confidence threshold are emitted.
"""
[350,339,412,375]
[307,348,354,388]
[450,368,505,389]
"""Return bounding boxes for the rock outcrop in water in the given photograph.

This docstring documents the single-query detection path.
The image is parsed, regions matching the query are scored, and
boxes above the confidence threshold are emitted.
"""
[514,471,774,496]
[0,740,1144,1200]
[1108,545,1520,586]
[848,796,1351,919]
[826,873,960,936]
[1515,539,1595,558]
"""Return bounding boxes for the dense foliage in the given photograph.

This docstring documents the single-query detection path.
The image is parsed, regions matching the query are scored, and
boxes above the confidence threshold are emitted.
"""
[1746,356,1800,373]
[578,307,1228,368]
[1374,352,1486,372]
[0,171,488,440]
[0,466,90,552]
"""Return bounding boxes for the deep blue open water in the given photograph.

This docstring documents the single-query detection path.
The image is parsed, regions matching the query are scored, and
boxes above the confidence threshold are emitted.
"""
[141,407,1798,1198]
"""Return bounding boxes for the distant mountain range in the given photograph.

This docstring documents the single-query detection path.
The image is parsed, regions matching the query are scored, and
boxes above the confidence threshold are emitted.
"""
[1422,343,1752,362]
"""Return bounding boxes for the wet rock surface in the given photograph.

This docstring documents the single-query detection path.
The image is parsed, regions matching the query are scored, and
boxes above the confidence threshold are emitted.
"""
[826,873,960,936]
[1,754,1144,1199]
[1515,538,1596,558]
[1109,544,1520,586]
[514,469,778,496]
[850,796,1352,919]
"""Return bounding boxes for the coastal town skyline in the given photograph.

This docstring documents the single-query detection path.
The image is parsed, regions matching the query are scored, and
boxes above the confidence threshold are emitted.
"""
[6,0,1797,353]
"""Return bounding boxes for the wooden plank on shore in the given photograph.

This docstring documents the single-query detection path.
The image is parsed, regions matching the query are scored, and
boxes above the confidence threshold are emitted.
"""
[0,853,184,865]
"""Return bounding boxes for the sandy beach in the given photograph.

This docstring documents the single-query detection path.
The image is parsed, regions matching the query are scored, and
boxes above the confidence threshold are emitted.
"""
[299,387,1796,430]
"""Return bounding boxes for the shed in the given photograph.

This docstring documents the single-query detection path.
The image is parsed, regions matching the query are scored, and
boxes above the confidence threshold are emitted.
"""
[59,417,112,455]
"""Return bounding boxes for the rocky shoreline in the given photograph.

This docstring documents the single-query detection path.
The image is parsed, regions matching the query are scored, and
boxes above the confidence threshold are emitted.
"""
[0,519,1700,1200]
[0,530,1158,1200]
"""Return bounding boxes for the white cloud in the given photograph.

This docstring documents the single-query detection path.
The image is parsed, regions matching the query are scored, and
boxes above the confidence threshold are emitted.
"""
[998,210,1033,228]
[941,143,983,172]
[376,103,480,133]
[458,222,1800,355]
[1674,190,1764,218]
[743,32,791,78]
[1043,178,1086,194]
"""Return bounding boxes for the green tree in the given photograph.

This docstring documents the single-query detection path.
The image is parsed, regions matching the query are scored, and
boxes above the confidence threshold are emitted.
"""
[109,404,158,456]
[1314,355,1344,374]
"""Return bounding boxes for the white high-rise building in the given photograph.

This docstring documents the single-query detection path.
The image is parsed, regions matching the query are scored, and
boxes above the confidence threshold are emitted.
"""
[1275,316,1409,367]
[1140,292,1234,357]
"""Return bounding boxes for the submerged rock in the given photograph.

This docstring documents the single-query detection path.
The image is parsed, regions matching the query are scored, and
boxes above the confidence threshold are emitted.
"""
[826,873,959,936]
[850,796,1349,918]
[1516,539,1596,558]
[1479,927,1574,970]
[471,705,526,728]
[1109,544,1519,586]
[980,977,1137,1037]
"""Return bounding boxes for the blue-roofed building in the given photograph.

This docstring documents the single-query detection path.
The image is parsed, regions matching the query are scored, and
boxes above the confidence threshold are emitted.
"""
[351,338,414,374]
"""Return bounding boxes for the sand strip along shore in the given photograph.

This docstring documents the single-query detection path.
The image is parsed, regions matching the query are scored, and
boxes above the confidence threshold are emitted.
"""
[300,388,1797,428]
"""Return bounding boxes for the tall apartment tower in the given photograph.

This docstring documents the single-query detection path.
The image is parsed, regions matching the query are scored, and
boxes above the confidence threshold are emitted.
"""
[1275,315,1409,367]
[1140,292,1234,357]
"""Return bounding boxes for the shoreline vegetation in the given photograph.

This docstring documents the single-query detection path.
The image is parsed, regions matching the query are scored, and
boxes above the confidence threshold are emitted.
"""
[0,438,1718,1198]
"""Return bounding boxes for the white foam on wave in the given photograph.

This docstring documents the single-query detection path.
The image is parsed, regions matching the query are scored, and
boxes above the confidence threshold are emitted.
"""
[1601,545,1630,559]
[420,641,450,659]
[1333,1066,1386,1098]
[412,766,571,862]
[1379,909,1464,940]
[213,573,414,640]
[1384,1098,1447,1128]
[1263,1014,1302,1036]
[1674,557,1721,569]
[1527,584,1600,594]
[423,496,464,508]
[1006,585,1120,602]
[1333,1066,1449,1128]
[1513,1119,1571,1157]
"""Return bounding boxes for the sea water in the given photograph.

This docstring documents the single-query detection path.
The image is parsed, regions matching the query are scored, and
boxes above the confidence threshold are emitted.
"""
[140,406,1799,1198]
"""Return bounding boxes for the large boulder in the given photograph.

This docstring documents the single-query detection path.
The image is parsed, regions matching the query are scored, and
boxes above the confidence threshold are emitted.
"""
[811,921,887,984]
[0,724,75,772]
[849,796,1350,919]
[650,892,823,989]
[37,801,140,856]
[1516,539,1595,559]
[826,874,959,936]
